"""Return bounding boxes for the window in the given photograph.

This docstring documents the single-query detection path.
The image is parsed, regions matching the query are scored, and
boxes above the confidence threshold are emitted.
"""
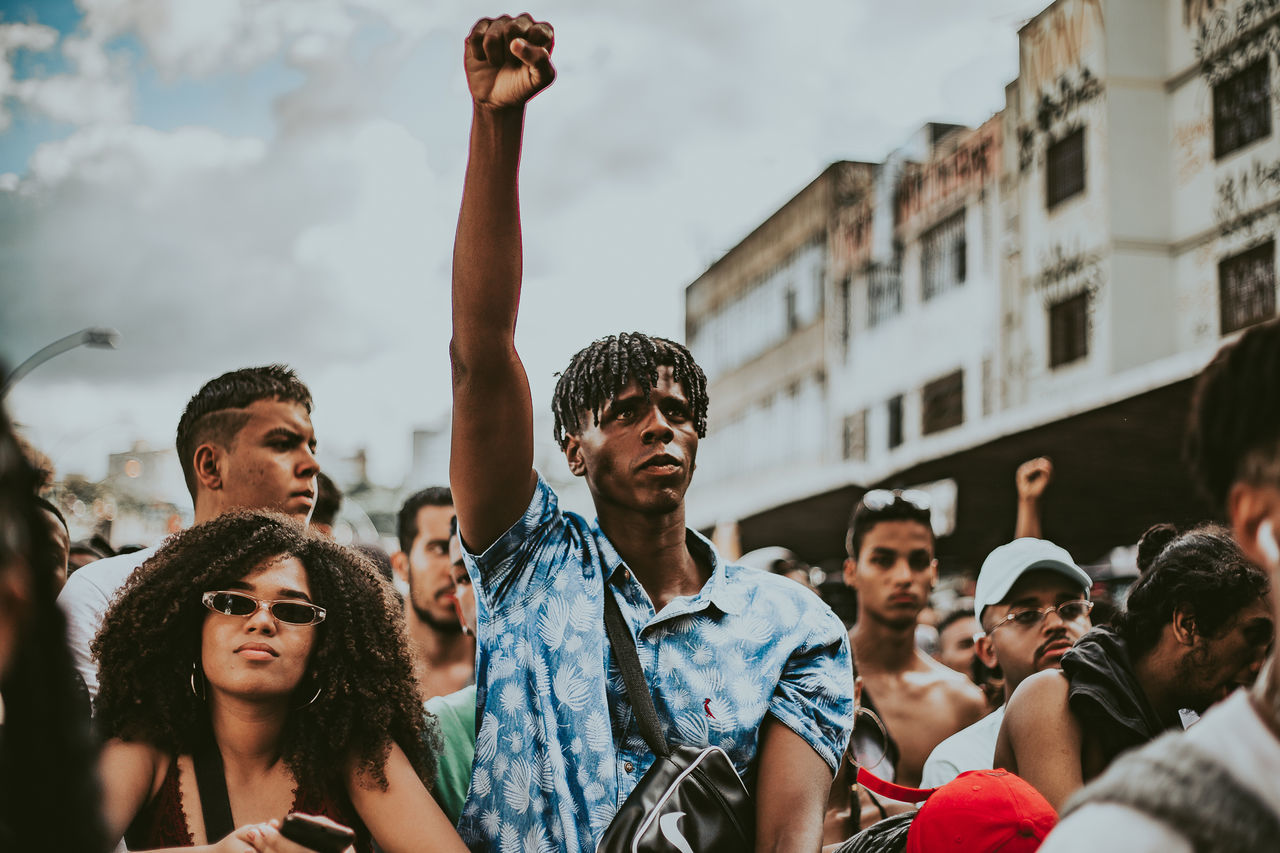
[921,210,967,300]
[785,286,799,333]
[1219,240,1277,334]
[839,276,852,350]
[843,410,868,461]
[1049,292,1090,368]
[1214,58,1271,159]
[887,395,904,449]
[1046,127,1085,209]
[867,261,903,328]
[922,370,964,435]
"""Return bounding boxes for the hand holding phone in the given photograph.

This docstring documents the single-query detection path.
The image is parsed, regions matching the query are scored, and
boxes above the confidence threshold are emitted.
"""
[278,813,357,853]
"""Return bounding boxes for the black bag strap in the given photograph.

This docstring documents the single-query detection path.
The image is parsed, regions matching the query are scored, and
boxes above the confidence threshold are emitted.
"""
[191,732,235,842]
[603,585,671,759]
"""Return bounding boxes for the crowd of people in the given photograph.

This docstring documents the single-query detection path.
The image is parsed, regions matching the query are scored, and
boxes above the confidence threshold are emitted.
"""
[4,12,1280,853]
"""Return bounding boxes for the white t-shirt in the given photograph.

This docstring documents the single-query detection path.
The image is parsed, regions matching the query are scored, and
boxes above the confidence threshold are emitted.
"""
[57,546,157,702]
[920,705,1004,787]
[1040,690,1280,851]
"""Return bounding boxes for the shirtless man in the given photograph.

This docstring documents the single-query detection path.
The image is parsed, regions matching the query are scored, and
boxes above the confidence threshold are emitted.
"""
[844,489,987,787]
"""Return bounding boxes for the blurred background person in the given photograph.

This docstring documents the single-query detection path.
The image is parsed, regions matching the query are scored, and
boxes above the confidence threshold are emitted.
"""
[34,494,70,594]
[933,607,979,679]
[996,523,1271,810]
[309,472,342,539]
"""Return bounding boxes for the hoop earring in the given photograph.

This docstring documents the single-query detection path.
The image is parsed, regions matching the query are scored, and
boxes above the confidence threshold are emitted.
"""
[293,684,322,710]
[189,662,206,701]
[849,706,889,772]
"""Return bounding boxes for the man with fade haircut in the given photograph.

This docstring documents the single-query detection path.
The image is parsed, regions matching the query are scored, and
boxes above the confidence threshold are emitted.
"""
[449,13,853,852]
[58,364,318,700]
[921,538,1092,787]
[842,491,988,790]
[1042,318,1280,851]
[392,486,475,700]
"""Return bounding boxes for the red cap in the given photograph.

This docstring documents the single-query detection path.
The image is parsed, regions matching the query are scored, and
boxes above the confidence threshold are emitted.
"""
[905,770,1057,852]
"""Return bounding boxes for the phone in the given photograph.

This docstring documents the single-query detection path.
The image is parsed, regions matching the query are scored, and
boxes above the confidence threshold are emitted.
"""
[278,813,357,853]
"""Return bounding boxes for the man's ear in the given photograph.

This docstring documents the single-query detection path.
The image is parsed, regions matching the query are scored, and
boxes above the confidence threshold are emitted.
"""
[563,435,587,478]
[975,631,1000,670]
[1229,482,1280,569]
[390,551,409,584]
[193,443,223,491]
[1172,604,1198,646]
[843,557,858,589]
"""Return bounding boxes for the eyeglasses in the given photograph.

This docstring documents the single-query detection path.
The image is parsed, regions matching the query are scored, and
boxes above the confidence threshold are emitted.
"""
[201,591,327,626]
[987,599,1093,633]
[861,489,931,513]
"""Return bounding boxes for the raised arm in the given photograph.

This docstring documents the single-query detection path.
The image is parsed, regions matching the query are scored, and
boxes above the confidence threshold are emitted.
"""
[450,14,555,552]
[1014,456,1052,540]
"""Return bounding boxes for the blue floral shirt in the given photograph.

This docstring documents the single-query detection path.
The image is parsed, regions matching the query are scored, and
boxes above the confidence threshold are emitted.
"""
[456,474,854,852]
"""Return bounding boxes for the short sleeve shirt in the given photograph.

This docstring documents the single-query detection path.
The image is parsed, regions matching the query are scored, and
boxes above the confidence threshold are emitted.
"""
[456,474,854,852]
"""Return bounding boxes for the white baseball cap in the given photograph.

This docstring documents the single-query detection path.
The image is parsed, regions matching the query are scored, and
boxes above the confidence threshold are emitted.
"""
[973,538,1092,622]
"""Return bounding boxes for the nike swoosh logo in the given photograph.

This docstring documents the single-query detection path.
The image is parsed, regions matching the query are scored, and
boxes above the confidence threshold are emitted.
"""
[659,811,694,853]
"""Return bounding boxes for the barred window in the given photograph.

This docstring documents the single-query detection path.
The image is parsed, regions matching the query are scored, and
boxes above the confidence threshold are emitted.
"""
[1049,292,1090,368]
[1219,240,1276,335]
[922,370,964,435]
[1046,127,1086,209]
[842,410,868,461]
[1214,59,1271,160]
[867,261,903,328]
[921,210,967,300]
[887,395,904,449]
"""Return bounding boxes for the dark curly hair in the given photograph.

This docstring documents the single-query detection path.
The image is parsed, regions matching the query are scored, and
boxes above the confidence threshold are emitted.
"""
[175,365,313,499]
[93,510,435,796]
[1186,318,1280,512]
[551,332,709,448]
[1116,523,1270,658]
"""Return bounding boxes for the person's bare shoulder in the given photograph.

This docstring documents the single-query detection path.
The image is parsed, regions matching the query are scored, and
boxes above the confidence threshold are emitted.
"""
[1007,668,1070,713]
[919,650,988,712]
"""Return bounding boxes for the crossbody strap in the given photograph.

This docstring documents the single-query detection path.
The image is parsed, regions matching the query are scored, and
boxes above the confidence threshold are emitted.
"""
[603,585,670,759]
[191,733,235,842]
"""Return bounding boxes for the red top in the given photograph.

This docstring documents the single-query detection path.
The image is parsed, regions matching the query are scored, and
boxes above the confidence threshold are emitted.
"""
[124,755,372,852]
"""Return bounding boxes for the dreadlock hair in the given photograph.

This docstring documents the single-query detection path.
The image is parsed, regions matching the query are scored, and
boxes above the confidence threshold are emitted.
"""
[1116,523,1270,659]
[1186,318,1280,512]
[93,510,435,799]
[551,332,709,448]
[175,365,314,500]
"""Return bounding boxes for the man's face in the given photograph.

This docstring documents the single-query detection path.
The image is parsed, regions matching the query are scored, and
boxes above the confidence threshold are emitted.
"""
[976,570,1090,693]
[214,399,318,522]
[937,614,980,676]
[563,366,698,516]
[398,505,459,632]
[844,519,936,630]
[448,531,477,635]
[1177,596,1273,712]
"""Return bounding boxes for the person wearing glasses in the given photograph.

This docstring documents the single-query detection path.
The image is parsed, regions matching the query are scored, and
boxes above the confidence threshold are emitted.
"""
[994,523,1272,811]
[921,538,1092,787]
[92,510,467,853]
[843,489,987,790]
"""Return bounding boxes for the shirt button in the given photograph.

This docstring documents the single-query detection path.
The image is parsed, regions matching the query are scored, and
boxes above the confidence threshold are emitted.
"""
[624,761,635,773]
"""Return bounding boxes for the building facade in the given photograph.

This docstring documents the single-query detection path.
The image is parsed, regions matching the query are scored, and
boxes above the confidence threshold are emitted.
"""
[685,0,1280,571]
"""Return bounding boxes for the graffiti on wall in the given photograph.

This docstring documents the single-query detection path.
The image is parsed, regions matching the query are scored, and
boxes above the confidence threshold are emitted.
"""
[1026,244,1105,308]
[1021,0,1104,95]
[1193,0,1280,84]
[1215,155,1280,237]
[1017,68,1104,173]
[895,118,1001,230]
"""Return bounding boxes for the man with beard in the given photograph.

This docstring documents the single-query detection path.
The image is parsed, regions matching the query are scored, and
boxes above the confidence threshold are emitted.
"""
[844,491,987,788]
[393,486,474,699]
[922,538,1092,786]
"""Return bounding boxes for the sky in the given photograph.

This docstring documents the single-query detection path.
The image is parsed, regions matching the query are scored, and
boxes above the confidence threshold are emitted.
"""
[1,0,1049,492]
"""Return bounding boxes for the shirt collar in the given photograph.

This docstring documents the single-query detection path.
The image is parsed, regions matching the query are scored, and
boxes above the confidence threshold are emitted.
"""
[594,522,746,616]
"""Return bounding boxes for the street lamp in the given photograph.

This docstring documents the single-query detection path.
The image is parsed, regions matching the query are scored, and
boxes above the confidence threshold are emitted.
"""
[2,327,121,397]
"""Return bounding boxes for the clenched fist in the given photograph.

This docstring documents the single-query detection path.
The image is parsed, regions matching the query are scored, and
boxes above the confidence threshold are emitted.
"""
[465,14,556,110]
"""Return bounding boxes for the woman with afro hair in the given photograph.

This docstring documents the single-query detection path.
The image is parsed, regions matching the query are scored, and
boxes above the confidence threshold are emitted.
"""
[94,509,467,853]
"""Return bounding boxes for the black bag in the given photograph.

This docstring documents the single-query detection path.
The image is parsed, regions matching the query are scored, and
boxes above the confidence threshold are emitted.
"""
[597,590,755,852]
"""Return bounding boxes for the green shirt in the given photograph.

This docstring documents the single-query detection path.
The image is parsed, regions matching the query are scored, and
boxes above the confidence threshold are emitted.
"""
[425,685,477,825]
